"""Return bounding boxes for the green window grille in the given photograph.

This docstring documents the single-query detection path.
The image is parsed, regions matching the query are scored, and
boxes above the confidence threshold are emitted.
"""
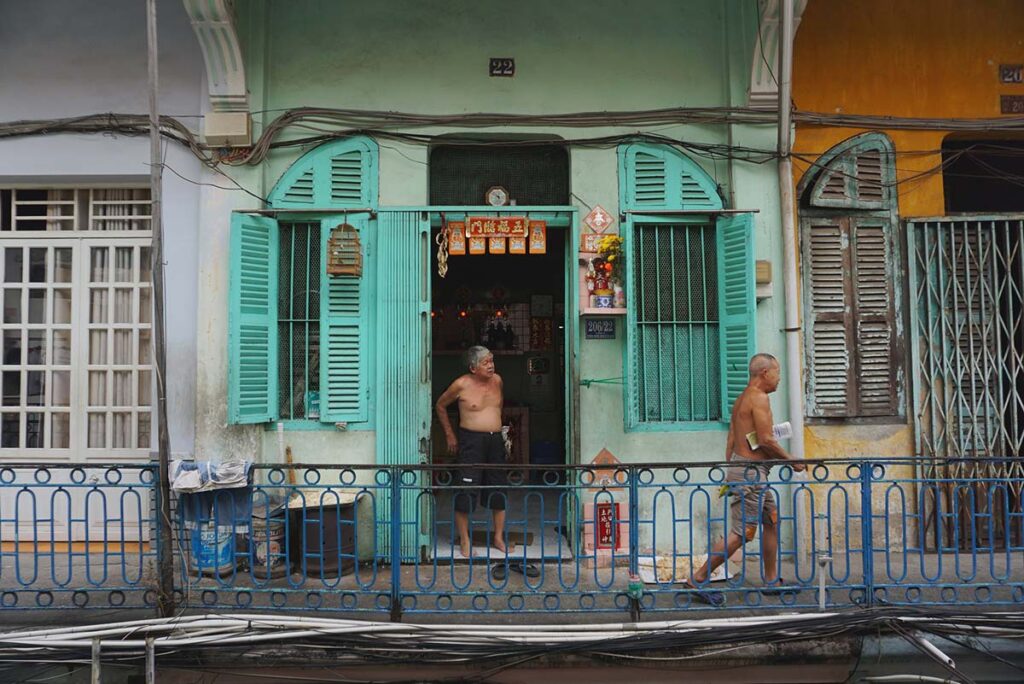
[428,144,569,206]
[619,143,754,429]
[277,222,321,420]
[227,213,373,426]
[632,223,721,422]
[227,137,378,426]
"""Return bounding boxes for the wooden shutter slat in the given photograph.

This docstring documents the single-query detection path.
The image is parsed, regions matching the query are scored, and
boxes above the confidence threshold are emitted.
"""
[228,213,279,424]
[634,154,668,206]
[281,168,315,205]
[819,171,848,202]
[269,137,378,209]
[320,215,369,423]
[852,219,898,416]
[855,150,884,203]
[805,220,854,417]
[623,145,723,211]
[808,137,892,210]
[330,150,364,204]
[716,213,756,420]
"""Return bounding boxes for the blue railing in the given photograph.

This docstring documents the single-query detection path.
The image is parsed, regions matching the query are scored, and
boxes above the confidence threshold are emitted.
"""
[0,464,161,610]
[2,459,1023,616]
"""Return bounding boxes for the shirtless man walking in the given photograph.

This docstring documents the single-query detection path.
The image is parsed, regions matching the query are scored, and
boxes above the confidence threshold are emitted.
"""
[435,346,510,558]
[690,353,805,599]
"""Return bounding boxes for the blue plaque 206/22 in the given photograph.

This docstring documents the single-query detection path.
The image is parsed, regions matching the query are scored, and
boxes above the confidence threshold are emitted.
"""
[585,318,616,339]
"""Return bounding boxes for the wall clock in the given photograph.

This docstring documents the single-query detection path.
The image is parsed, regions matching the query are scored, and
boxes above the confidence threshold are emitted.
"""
[485,186,510,207]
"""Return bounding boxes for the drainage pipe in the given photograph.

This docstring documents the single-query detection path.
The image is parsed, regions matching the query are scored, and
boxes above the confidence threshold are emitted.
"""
[777,0,803,461]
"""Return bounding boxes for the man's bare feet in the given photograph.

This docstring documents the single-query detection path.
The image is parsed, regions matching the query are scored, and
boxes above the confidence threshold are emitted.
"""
[460,540,472,559]
[492,539,514,554]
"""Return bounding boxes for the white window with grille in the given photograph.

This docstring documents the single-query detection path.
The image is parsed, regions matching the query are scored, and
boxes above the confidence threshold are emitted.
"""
[0,187,153,461]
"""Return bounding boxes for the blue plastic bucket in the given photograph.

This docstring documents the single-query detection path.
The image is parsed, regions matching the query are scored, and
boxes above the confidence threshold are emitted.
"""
[189,521,235,577]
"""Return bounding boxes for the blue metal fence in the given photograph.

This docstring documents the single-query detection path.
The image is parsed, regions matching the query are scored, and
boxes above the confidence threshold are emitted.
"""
[2,459,1023,616]
[0,464,161,610]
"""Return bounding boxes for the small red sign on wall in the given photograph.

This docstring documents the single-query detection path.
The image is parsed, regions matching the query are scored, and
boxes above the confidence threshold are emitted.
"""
[596,502,622,550]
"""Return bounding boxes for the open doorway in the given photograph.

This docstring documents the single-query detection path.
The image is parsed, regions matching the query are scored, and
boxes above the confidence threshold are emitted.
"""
[428,217,570,561]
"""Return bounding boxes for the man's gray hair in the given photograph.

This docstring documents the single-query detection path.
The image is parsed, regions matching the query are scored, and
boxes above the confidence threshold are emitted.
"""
[466,345,491,370]
[749,353,778,378]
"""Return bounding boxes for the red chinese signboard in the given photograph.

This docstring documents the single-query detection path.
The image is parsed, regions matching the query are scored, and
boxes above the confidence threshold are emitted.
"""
[596,502,621,550]
[466,216,528,237]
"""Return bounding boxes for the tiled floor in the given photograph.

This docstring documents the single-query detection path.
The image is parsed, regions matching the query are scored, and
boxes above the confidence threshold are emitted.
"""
[427,487,574,561]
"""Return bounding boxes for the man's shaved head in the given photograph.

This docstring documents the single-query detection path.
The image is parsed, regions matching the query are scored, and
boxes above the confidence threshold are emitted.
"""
[749,353,778,378]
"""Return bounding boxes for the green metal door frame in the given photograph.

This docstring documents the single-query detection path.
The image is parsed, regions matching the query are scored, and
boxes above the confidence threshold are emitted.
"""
[388,206,580,561]
[422,206,581,467]
[376,210,433,560]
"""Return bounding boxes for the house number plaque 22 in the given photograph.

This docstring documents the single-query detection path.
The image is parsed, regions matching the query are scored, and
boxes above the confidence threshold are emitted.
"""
[489,58,515,77]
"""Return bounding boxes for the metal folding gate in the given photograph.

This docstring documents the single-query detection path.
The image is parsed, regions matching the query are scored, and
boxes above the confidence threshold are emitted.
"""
[907,215,1024,547]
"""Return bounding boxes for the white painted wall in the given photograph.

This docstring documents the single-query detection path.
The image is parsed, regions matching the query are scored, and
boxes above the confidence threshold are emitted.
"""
[0,0,205,456]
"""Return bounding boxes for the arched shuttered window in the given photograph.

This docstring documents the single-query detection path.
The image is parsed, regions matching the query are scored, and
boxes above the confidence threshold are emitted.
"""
[227,137,378,425]
[618,143,755,428]
[799,133,904,420]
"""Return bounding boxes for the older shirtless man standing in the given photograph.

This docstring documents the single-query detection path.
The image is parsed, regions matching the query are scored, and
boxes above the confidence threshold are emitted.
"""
[689,353,805,601]
[435,345,510,559]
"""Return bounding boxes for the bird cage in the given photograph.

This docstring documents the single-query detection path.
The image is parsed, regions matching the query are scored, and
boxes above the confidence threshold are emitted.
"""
[326,223,362,276]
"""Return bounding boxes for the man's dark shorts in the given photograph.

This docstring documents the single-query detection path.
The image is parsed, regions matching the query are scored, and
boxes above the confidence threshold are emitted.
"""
[454,428,507,513]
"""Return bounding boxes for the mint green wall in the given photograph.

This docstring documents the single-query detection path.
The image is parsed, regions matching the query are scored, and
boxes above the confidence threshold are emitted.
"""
[196,0,790,549]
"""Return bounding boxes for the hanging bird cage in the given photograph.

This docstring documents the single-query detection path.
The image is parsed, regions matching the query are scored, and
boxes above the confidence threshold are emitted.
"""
[326,223,362,276]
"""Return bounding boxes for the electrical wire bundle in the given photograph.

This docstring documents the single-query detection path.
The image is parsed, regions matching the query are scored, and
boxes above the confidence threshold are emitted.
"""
[3,107,1024,168]
[0,607,1022,682]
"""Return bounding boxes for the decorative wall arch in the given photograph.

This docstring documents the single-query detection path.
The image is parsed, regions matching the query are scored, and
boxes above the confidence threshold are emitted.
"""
[799,131,903,421]
[618,143,723,211]
[798,132,896,211]
[268,136,379,209]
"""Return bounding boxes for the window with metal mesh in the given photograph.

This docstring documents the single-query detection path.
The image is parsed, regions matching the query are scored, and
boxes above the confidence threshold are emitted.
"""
[428,144,569,206]
[633,223,720,422]
[277,223,321,419]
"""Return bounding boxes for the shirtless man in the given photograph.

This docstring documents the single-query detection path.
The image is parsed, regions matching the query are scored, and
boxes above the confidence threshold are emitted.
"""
[435,345,509,558]
[690,353,805,597]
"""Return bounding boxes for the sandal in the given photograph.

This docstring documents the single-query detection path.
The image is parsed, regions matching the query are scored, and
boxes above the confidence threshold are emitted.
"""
[509,560,540,578]
[491,563,507,580]
[761,579,796,596]
[683,579,725,607]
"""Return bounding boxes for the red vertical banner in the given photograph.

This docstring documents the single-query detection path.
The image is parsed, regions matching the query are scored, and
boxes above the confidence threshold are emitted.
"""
[528,221,547,254]
[448,221,466,255]
[468,236,486,255]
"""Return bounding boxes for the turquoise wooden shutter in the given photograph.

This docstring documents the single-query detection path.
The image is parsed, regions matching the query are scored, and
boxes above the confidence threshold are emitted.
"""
[269,137,379,209]
[319,215,372,423]
[620,144,723,211]
[623,214,641,427]
[716,213,756,420]
[619,143,726,428]
[227,213,279,424]
[375,210,431,560]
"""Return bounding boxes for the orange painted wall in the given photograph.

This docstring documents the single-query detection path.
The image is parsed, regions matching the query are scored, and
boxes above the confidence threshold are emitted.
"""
[792,1,1024,459]
[793,0,1024,217]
